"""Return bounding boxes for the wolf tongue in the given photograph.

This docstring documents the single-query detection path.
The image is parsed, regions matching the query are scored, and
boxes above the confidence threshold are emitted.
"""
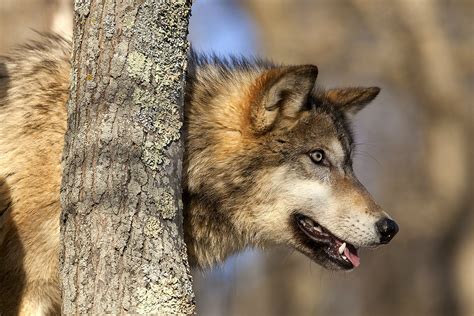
[343,247,360,268]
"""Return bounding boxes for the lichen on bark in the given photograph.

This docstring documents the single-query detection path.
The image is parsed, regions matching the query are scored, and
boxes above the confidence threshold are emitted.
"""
[60,0,195,314]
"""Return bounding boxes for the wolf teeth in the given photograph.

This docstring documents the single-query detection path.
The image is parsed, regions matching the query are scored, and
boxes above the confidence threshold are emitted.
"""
[342,255,348,260]
[299,217,325,234]
[338,242,346,255]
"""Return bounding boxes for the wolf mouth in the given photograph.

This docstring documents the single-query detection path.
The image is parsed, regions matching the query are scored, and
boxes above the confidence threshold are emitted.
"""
[294,214,360,270]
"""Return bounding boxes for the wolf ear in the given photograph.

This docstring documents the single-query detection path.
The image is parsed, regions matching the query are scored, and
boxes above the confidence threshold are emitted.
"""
[251,65,318,133]
[326,87,380,117]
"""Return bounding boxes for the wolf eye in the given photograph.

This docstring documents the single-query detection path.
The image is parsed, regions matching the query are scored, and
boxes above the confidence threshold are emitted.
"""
[309,150,325,164]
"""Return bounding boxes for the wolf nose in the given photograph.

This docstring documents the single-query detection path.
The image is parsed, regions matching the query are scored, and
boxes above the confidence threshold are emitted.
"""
[376,218,399,244]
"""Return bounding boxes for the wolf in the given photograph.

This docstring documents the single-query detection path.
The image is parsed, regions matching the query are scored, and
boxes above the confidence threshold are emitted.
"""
[0,34,398,315]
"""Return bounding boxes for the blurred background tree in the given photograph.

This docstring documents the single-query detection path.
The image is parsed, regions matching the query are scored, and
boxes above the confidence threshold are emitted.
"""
[0,0,72,54]
[0,0,472,315]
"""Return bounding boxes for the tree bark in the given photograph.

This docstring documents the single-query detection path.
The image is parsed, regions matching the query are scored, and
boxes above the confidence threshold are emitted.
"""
[59,0,194,314]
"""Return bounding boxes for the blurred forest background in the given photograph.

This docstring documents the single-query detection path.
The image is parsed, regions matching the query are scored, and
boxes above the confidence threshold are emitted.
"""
[0,0,472,315]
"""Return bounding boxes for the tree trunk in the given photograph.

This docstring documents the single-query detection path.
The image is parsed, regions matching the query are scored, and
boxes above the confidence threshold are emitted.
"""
[59,0,194,314]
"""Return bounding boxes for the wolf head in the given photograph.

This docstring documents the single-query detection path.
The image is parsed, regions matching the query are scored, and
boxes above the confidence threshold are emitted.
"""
[184,59,398,270]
